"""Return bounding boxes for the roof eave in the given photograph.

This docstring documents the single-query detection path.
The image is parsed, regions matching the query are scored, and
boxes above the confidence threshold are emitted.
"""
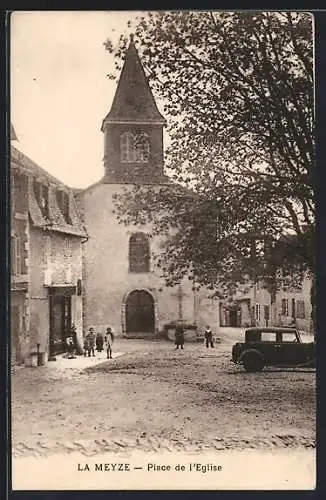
[101,115,166,129]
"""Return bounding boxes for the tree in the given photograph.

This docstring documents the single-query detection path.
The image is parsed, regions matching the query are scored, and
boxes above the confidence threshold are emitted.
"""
[105,11,315,294]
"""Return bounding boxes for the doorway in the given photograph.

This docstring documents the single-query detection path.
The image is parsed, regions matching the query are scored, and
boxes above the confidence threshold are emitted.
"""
[50,295,71,355]
[125,290,155,334]
[229,309,239,327]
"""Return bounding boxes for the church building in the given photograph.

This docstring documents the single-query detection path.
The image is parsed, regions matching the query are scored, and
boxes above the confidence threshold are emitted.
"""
[76,38,219,339]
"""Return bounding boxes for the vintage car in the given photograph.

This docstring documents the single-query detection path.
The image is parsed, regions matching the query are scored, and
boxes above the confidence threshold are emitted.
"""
[231,327,315,372]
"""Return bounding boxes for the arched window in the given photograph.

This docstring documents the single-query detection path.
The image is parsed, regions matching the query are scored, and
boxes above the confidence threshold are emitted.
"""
[129,232,150,273]
[121,132,150,163]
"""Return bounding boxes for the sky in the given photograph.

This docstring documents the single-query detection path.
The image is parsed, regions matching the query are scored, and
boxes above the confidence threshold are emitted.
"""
[11,11,161,189]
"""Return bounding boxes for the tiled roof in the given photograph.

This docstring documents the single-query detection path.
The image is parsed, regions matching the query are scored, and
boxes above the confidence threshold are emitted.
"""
[102,40,166,128]
[11,146,67,188]
[11,145,87,238]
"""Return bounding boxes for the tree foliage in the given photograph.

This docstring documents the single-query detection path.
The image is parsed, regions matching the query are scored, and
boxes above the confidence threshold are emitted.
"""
[105,11,314,291]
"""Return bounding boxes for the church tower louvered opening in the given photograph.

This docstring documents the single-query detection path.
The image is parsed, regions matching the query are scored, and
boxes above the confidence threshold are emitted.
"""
[101,37,167,184]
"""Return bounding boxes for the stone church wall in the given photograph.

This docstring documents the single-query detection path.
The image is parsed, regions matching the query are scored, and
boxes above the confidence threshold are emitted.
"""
[77,183,219,338]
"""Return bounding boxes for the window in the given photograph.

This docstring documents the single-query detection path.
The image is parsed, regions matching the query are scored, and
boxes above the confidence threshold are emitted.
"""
[33,181,49,219]
[129,232,150,273]
[12,171,28,214]
[56,190,71,224]
[11,219,27,276]
[251,305,255,325]
[281,298,289,316]
[121,132,150,163]
[261,331,275,342]
[283,332,297,342]
[63,237,72,282]
[255,303,260,323]
[11,235,22,275]
[296,300,305,319]
[64,238,72,259]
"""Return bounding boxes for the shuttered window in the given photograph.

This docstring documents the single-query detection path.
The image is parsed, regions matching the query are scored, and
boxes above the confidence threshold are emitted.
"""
[129,232,150,273]
[121,132,150,163]
[296,300,305,319]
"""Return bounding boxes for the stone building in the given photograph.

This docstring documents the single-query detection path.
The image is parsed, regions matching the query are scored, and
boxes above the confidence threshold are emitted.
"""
[219,233,314,332]
[220,274,313,332]
[11,125,29,366]
[11,130,87,365]
[76,39,219,339]
[274,272,313,332]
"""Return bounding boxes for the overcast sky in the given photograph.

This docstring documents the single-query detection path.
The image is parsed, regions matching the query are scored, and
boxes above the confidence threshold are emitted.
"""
[11,11,159,188]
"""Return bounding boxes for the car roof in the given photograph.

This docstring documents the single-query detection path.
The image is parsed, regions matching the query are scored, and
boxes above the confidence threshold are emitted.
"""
[245,327,298,334]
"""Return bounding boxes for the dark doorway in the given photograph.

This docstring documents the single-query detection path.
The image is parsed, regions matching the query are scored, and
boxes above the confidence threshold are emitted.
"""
[264,304,270,327]
[229,309,238,327]
[50,295,71,355]
[291,298,296,321]
[125,290,155,334]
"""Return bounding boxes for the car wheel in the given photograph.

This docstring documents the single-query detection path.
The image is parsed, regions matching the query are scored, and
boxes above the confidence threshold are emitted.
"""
[243,352,264,372]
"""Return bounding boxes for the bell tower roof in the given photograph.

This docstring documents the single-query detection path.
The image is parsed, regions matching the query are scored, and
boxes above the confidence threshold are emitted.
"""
[102,37,166,129]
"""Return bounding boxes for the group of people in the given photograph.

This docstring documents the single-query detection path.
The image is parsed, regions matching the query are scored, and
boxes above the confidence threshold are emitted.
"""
[66,324,215,357]
[175,325,215,349]
[83,327,114,358]
[65,325,114,359]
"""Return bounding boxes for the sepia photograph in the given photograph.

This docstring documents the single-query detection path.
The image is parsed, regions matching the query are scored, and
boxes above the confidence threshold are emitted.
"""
[10,10,315,490]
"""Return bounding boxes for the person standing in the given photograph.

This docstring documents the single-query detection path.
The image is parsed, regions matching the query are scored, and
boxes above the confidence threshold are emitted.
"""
[85,327,96,357]
[175,324,185,349]
[105,327,114,359]
[70,323,82,355]
[66,335,75,359]
[96,331,104,352]
[83,337,89,357]
[204,325,214,348]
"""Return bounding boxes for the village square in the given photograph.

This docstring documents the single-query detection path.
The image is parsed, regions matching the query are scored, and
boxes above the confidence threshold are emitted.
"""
[10,11,315,489]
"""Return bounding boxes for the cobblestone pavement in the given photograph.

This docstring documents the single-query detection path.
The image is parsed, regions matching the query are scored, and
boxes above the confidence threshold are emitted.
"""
[11,331,315,459]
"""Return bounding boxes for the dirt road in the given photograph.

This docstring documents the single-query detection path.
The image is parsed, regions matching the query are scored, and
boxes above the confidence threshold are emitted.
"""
[11,335,315,459]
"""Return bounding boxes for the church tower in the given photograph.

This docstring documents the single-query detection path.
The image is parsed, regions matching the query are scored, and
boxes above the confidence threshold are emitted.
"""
[76,37,219,339]
[101,37,167,184]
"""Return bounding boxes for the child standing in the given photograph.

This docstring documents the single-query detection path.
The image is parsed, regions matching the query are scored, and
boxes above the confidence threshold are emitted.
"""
[66,335,75,359]
[204,325,214,348]
[105,327,114,359]
[85,328,96,356]
[96,331,104,352]
[83,337,89,357]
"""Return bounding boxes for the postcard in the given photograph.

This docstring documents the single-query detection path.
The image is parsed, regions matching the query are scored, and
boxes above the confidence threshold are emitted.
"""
[10,10,316,490]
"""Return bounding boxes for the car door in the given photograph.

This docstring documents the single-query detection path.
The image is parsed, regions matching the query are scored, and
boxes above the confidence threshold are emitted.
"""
[260,332,282,364]
[278,332,306,364]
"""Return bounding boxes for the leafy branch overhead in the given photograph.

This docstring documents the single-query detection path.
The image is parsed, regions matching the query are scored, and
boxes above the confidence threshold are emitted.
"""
[106,11,314,290]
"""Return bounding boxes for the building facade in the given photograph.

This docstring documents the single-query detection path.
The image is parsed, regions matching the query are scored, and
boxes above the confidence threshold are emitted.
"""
[76,39,219,339]
[11,130,29,366]
[274,273,312,332]
[220,273,313,333]
[11,137,86,365]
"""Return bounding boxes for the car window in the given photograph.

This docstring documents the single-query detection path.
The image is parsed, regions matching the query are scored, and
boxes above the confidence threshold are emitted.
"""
[261,332,275,341]
[245,332,261,342]
[282,332,297,342]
